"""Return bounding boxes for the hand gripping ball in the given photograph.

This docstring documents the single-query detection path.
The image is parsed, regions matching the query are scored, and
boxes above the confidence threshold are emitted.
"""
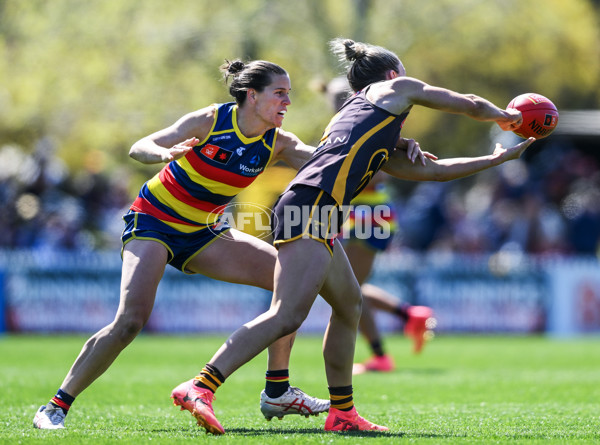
[507,93,559,139]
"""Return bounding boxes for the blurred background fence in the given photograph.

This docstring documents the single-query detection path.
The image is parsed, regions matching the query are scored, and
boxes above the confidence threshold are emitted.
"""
[1,249,599,337]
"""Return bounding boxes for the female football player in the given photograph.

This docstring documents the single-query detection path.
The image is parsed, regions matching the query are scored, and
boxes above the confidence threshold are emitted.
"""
[180,38,530,434]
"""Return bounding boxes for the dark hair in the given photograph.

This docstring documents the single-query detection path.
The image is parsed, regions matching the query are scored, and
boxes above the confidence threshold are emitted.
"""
[220,59,288,105]
[329,38,401,92]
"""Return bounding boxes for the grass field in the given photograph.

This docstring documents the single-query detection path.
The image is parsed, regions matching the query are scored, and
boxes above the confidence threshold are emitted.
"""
[2,333,599,444]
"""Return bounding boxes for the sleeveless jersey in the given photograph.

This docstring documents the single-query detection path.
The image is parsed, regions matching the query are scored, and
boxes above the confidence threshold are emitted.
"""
[288,89,409,206]
[130,102,277,233]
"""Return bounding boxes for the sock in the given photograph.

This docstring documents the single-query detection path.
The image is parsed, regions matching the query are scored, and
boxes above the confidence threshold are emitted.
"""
[370,339,385,357]
[265,369,290,398]
[49,388,75,415]
[395,303,411,322]
[194,364,225,393]
[329,385,353,411]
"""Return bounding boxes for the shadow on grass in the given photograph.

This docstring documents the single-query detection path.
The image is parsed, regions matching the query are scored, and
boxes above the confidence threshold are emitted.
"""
[354,367,446,377]
[225,427,405,437]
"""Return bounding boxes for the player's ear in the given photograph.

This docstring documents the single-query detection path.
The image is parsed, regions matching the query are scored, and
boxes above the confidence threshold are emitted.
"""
[386,70,398,80]
[247,89,257,102]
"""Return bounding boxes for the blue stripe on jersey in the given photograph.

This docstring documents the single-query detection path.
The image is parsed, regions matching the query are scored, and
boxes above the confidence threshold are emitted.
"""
[168,161,233,206]
[138,183,201,226]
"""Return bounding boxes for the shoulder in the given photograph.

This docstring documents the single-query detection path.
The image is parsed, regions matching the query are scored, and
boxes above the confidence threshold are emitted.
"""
[173,105,218,135]
[184,104,218,123]
[274,128,302,153]
[367,77,426,115]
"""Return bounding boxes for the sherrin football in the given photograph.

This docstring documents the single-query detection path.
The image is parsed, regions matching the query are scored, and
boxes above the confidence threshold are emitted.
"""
[507,93,559,139]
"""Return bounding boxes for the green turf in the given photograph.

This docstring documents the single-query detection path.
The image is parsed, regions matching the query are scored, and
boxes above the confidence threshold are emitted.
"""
[1,333,599,444]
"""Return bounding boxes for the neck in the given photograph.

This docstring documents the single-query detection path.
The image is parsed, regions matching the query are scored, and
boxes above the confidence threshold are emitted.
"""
[236,105,271,138]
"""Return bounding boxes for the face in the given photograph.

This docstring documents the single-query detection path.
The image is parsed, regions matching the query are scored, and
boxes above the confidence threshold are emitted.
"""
[251,74,292,128]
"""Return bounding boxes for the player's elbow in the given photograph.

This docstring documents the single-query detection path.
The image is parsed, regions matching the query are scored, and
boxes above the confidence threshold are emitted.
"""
[129,143,141,160]
[462,95,485,116]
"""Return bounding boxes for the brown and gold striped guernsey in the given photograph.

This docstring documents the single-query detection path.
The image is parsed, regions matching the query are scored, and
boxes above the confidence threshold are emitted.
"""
[288,87,409,206]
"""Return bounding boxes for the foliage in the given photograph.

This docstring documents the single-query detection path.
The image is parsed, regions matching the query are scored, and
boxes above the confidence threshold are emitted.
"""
[0,0,598,183]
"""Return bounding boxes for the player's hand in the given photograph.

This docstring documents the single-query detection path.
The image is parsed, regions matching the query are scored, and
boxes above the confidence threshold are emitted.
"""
[162,137,198,162]
[492,137,535,161]
[496,109,523,131]
[398,137,438,166]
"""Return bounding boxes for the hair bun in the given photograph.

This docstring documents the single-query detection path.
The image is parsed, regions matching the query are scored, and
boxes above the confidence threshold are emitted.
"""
[227,59,245,74]
[343,39,366,61]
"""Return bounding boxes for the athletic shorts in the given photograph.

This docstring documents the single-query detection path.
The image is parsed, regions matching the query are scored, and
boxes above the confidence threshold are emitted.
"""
[271,185,345,257]
[121,211,231,274]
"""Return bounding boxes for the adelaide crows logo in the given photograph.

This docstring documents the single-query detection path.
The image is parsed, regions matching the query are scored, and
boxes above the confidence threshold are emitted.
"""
[200,144,233,164]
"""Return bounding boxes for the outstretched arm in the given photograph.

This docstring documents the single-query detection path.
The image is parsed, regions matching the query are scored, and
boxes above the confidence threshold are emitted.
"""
[381,137,535,182]
[372,77,522,131]
[129,106,215,164]
[272,129,316,170]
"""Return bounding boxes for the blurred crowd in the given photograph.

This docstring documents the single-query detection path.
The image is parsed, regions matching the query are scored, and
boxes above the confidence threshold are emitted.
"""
[0,140,131,252]
[393,134,600,258]
[1,134,599,258]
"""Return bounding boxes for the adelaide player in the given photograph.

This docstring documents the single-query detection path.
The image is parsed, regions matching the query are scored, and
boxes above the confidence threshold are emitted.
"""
[179,38,531,434]
[33,59,336,430]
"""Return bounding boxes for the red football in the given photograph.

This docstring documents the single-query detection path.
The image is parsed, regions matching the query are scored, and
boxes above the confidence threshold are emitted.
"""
[507,93,559,139]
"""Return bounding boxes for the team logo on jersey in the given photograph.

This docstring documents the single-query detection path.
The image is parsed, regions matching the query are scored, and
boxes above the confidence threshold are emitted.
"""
[249,154,261,166]
[200,144,233,164]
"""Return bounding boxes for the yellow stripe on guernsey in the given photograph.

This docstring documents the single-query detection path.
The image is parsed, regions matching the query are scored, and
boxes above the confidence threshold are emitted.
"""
[331,116,395,204]
[232,105,272,146]
[178,156,245,196]
[146,175,225,230]
[143,104,276,233]
[196,104,220,146]
[319,111,344,145]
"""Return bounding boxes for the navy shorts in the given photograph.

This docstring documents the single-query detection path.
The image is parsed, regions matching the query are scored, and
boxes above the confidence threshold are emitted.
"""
[271,185,345,256]
[121,211,231,274]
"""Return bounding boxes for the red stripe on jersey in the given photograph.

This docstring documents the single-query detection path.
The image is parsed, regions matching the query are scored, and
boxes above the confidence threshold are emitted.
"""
[130,196,197,226]
[159,166,225,213]
[186,150,256,188]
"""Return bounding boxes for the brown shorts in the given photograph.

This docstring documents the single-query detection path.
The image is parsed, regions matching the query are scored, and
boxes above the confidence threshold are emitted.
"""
[271,185,345,256]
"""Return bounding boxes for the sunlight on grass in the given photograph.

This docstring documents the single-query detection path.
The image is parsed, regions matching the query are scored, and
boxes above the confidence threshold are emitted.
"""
[2,334,599,444]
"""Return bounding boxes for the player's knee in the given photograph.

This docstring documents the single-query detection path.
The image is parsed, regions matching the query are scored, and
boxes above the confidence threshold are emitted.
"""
[335,287,362,325]
[274,310,308,336]
[348,299,363,325]
[113,315,146,344]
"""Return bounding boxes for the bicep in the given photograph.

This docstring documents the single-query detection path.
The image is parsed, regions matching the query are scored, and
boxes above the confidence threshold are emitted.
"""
[400,78,475,114]
[274,131,315,170]
[149,107,214,148]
